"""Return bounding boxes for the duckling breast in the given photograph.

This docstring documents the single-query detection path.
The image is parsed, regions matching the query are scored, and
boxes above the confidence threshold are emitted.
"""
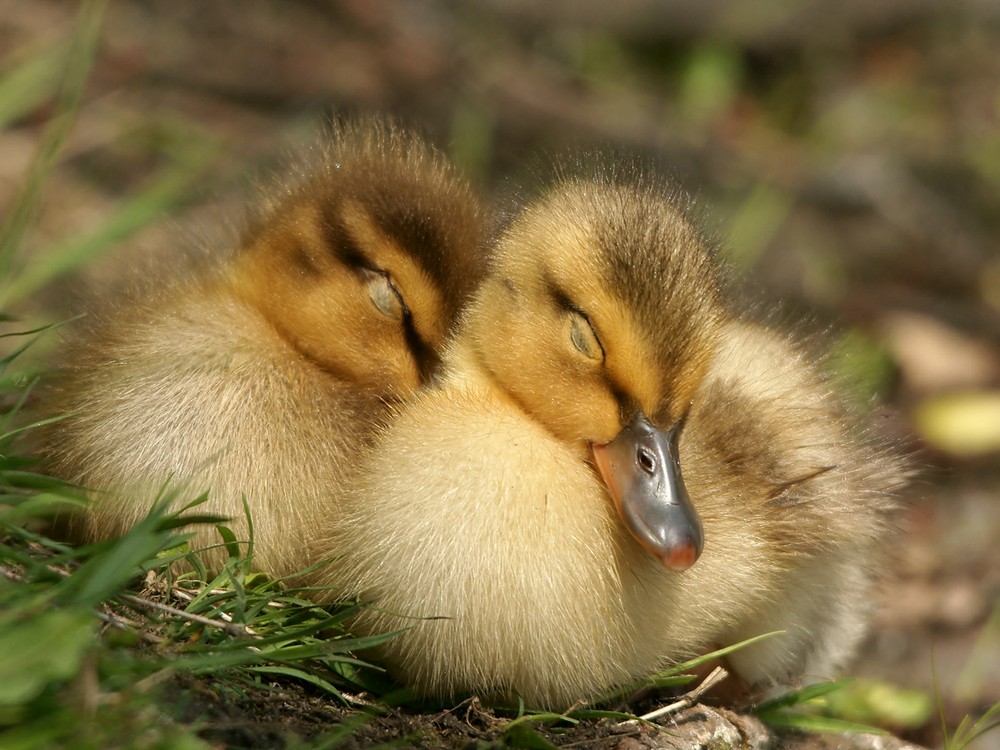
[312,375,715,707]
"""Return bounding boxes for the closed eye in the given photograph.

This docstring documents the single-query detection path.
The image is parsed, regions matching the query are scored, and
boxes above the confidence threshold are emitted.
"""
[569,310,604,362]
[546,274,605,363]
[362,268,408,321]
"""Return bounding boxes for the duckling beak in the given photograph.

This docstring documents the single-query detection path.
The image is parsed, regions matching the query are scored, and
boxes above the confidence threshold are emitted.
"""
[591,414,703,571]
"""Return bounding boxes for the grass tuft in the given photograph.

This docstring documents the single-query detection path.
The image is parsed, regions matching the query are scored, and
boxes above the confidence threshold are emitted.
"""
[1,482,391,746]
[945,701,1000,750]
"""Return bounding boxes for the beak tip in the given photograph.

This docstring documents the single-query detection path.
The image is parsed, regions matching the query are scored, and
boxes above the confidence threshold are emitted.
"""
[659,542,701,572]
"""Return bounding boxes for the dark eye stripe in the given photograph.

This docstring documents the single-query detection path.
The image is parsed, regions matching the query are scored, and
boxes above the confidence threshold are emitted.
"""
[382,274,435,381]
[385,274,411,318]
[322,209,366,268]
[607,377,639,424]
[542,271,578,313]
[402,315,438,382]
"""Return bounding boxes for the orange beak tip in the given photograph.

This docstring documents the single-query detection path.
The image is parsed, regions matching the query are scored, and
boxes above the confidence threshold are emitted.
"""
[660,543,700,572]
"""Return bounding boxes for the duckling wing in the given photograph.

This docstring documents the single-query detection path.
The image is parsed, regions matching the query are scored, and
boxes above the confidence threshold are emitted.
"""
[680,321,904,691]
[39,287,380,577]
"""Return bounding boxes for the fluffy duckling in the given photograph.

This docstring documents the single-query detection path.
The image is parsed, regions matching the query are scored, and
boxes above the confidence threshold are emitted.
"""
[37,119,487,577]
[307,172,903,708]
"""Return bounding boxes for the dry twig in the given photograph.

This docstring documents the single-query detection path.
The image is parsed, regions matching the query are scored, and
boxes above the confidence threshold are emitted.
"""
[615,665,730,729]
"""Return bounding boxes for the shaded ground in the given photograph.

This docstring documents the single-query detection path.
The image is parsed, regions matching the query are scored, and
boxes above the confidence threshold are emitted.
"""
[160,673,927,750]
[2,1,999,747]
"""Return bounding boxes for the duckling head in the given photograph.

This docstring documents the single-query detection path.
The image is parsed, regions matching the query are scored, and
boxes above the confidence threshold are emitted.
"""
[461,176,724,570]
[230,120,486,398]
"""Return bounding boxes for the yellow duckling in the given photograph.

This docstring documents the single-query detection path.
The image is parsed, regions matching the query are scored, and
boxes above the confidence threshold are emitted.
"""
[37,119,487,577]
[307,172,903,708]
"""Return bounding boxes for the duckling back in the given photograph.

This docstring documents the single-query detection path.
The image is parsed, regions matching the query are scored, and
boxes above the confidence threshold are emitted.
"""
[681,320,904,692]
[36,119,488,576]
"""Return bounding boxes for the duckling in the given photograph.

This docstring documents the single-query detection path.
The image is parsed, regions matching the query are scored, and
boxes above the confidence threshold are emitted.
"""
[306,172,904,708]
[36,119,487,577]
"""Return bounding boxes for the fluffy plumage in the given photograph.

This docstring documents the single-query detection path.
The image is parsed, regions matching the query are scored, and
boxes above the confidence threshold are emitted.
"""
[35,119,488,576]
[306,172,904,708]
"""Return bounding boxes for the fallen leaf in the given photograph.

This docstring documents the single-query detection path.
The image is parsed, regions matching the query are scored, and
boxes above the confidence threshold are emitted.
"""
[913,391,1000,456]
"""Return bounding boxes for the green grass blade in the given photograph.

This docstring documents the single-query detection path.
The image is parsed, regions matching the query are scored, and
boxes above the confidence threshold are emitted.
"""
[61,512,176,608]
[0,0,108,286]
[504,722,560,750]
[246,665,347,702]
[0,331,48,371]
[664,630,784,675]
[757,710,888,735]
[0,610,95,706]
[755,679,854,713]
[950,701,1000,750]
[0,492,87,523]
[596,630,783,704]
[0,46,67,129]
[504,712,578,729]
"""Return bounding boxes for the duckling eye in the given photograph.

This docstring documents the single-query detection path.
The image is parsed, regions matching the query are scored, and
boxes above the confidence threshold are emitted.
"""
[363,269,407,321]
[569,311,604,362]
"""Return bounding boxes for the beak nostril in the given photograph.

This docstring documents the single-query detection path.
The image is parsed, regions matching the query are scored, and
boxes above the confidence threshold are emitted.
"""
[636,446,656,474]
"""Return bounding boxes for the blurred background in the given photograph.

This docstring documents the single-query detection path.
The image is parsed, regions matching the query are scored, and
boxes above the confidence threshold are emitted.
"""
[2,1,998,746]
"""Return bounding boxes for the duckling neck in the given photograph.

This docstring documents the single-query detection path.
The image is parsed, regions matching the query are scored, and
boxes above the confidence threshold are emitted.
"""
[435,336,495,392]
[437,336,592,463]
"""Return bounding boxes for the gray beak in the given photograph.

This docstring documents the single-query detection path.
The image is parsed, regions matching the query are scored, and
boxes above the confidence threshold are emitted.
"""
[592,413,703,571]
